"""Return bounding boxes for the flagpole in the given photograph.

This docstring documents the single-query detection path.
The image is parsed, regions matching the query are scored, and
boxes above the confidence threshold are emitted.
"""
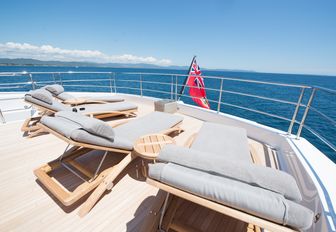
[177,55,196,101]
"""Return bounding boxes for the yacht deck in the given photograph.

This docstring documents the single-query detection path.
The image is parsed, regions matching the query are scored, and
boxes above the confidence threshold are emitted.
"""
[0,98,277,232]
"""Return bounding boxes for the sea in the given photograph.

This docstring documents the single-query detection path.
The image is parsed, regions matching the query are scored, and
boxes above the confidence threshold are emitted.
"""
[1,66,336,163]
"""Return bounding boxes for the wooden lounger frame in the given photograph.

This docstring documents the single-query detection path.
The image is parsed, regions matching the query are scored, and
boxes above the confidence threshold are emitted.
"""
[144,133,298,232]
[146,179,297,232]
[21,100,137,136]
[34,121,183,217]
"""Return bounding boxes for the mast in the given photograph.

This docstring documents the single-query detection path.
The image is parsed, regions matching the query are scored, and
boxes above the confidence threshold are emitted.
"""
[177,56,196,101]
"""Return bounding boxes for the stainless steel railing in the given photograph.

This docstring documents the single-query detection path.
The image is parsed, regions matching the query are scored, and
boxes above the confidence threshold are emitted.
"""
[0,71,335,155]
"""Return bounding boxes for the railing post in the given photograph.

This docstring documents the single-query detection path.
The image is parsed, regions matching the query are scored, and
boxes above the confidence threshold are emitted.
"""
[59,73,63,86]
[139,74,143,97]
[288,88,305,134]
[170,75,174,100]
[217,79,224,113]
[0,109,5,123]
[113,72,117,93]
[296,88,316,138]
[52,73,56,84]
[109,72,113,93]
[175,75,178,101]
[29,73,35,90]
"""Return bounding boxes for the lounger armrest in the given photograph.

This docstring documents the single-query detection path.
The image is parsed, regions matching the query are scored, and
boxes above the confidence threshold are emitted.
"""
[157,145,302,201]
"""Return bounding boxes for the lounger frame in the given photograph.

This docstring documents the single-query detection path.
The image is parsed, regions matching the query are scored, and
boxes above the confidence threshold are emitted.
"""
[34,121,183,217]
[146,179,297,232]
[145,133,298,232]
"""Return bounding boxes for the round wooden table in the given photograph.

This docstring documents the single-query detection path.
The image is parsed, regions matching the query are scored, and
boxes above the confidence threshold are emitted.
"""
[134,134,175,160]
[134,134,175,177]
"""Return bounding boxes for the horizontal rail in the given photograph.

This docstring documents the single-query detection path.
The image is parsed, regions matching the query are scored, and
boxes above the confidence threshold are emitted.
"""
[314,86,336,95]
[123,72,311,88]
[0,86,26,89]
[180,93,297,123]
[310,107,336,126]
[221,89,302,106]
[142,88,172,95]
[62,84,109,88]
[115,86,140,91]
[303,125,336,153]
[0,82,31,86]
[220,101,294,122]
[0,71,310,88]
[61,78,111,83]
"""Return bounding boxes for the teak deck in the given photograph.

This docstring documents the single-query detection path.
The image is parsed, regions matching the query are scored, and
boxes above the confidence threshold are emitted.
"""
[0,99,279,232]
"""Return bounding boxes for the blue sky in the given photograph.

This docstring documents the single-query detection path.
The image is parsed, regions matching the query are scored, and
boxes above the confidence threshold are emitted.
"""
[0,0,336,75]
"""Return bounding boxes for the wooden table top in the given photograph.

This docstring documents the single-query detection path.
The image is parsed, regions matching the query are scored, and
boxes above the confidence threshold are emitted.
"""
[134,134,175,160]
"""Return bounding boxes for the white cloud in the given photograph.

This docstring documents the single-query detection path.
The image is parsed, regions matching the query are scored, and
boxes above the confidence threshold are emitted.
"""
[0,42,172,66]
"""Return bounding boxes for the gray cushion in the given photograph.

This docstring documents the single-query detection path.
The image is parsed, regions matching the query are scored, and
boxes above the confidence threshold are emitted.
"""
[74,102,137,114]
[55,111,115,141]
[148,163,313,230]
[40,115,82,138]
[40,111,183,150]
[57,92,124,103]
[158,145,302,201]
[57,92,75,101]
[191,122,252,163]
[44,84,64,95]
[25,93,70,112]
[114,111,183,143]
[81,95,124,102]
[40,115,132,150]
[25,93,136,114]
[26,89,53,105]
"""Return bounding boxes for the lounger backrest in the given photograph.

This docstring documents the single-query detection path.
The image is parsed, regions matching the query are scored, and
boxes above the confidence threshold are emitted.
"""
[55,111,115,141]
[44,84,64,95]
[191,122,252,163]
[43,84,75,101]
[25,89,70,112]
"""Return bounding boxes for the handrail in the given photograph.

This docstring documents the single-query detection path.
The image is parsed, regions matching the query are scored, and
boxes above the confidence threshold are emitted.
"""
[0,71,310,88]
[313,86,336,95]
[0,71,335,158]
[303,125,336,153]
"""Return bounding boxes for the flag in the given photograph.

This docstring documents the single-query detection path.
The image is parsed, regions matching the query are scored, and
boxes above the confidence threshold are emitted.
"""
[186,57,210,109]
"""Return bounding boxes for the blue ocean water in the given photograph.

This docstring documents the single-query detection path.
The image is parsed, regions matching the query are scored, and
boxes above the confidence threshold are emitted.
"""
[1,66,336,163]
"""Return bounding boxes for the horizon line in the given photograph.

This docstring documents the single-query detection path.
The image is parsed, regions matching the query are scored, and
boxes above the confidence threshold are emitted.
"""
[0,57,336,77]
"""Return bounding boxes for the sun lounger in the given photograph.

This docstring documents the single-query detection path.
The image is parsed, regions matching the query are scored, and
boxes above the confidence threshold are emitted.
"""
[44,84,124,103]
[22,89,137,136]
[147,122,314,232]
[34,111,183,217]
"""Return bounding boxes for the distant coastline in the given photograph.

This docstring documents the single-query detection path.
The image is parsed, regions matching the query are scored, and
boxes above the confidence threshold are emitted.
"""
[0,58,255,73]
[2,58,335,77]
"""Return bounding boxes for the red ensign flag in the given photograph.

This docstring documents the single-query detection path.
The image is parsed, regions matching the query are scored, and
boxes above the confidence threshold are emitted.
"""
[187,58,210,109]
